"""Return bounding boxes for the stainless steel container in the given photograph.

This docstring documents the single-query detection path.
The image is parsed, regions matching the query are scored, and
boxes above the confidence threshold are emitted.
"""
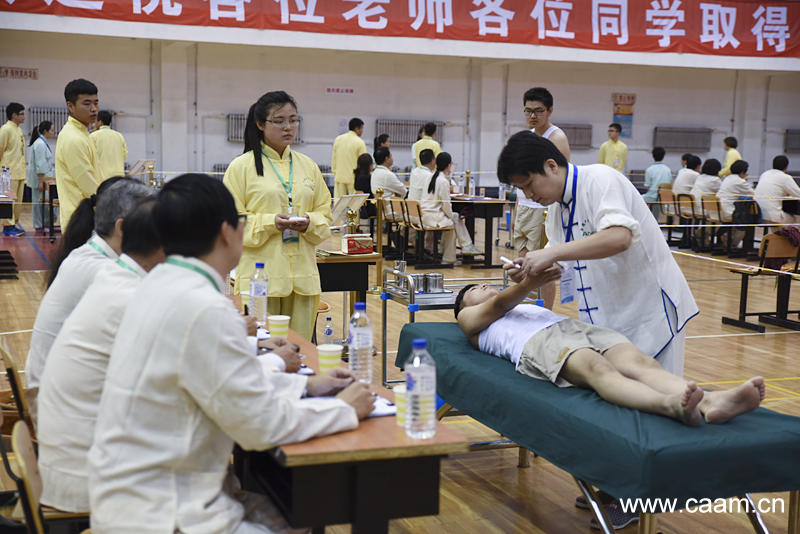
[425,273,444,293]
[408,273,426,293]
[394,260,408,289]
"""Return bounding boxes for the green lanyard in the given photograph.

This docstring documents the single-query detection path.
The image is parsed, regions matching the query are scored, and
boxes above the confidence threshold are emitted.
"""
[263,150,293,208]
[165,258,220,292]
[117,257,141,276]
[88,240,111,258]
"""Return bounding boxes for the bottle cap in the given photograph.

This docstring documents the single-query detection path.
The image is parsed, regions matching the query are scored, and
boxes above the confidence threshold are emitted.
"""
[354,302,366,311]
[412,338,427,350]
[255,262,264,269]
[327,317,331,321]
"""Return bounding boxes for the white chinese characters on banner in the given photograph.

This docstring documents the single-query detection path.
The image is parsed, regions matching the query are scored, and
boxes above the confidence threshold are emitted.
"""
[530,1,575,39]
[752,6,790,52]
[645,0,685,47]
[274,0,325,24]
[699,3,740,49]
[409,0,453,34]
[592,0,628,45]
[470,0,515,38]
[206,0,249,20]
[134,0,182,16]
[43,0,103,11]
[342,0,390,30]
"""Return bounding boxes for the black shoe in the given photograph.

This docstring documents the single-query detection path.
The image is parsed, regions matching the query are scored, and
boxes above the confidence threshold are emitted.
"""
[575,490,616,509]
[589,502,639,530]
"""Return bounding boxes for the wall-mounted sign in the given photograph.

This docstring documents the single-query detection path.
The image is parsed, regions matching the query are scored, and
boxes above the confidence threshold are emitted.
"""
[326,87,355,95]
[612,93,636,138]
[0,67,38,80]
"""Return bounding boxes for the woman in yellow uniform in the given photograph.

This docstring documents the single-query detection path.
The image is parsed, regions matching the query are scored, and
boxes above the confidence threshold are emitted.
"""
[224,91,331,341]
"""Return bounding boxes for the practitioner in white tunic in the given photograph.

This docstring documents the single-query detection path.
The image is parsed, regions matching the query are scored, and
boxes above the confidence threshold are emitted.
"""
[88,174,373,534]
[498,131,699,377]
[25,177,154,425]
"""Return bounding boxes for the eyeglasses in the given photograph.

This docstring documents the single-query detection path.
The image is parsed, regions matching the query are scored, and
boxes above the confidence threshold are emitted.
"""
[265,118,302,128]
[523,108,547,117]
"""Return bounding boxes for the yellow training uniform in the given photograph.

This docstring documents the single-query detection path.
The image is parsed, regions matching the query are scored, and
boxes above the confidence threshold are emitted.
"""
[224,143,332,341]
[90,126,128,181]
[718,148,742,178]
[414,136,441,167]
[0,120,26,226]
[56,117,101,232]
[598,139,627,173]
[331,130,366,198]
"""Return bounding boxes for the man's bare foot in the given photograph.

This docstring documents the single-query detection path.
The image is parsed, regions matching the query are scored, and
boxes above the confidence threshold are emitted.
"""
[670,382,704,426]
[703,377,764,424]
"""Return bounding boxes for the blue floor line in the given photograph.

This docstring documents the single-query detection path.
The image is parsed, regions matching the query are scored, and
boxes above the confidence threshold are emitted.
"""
[19,223,51,268]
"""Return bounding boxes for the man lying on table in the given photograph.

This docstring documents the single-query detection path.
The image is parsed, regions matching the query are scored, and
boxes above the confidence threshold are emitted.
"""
[454,269,764,427]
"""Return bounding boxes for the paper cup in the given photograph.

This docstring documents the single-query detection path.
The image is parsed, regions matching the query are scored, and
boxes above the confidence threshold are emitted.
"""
[393,385,407,427]
[267,315,291,339]
[317,344,343,373]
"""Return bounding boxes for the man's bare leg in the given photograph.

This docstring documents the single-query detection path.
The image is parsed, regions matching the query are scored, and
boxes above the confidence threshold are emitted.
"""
[602,344,764,424]
[559,348,703,426]
[541,280,556,310]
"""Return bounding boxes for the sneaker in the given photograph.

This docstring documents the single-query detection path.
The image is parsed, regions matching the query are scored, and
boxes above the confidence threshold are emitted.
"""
[443,260,463,266]
[2,226,20,237]
[589,502,639,530]
[461,244,483,255]
[15,224,25,235]
[576,490,616,510]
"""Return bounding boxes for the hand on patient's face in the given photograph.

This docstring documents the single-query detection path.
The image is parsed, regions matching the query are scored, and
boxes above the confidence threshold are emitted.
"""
[307,367,356,397]
[243,314,258,336]
[336,383,374,420]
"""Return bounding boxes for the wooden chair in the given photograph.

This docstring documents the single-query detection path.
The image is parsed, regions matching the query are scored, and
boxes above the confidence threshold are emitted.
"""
[403,200,455,270]
[657,188,682,247]
[1,338,28,427]
[721,234,800,332]
[675,193,700,250]
[10,421,89,533]
[382,198,409,260]
[701,194,731,256]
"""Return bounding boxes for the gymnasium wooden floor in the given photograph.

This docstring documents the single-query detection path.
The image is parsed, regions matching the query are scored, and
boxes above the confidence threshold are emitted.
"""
[2,207,799,533]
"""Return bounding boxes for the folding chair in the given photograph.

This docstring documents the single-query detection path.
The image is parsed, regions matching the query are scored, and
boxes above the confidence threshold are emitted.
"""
[674,193,699,250]
[701,195,731,256]
[1,338,28,427]
[10,421,89,533]
[404,200,455,270]
[721,234,800,332]
[658,188,682,247]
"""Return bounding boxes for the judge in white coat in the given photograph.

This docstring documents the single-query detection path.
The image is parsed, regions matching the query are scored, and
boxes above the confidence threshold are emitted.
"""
[689,159,723,213]
[25,177,154,426]
[88,174,374,534]
[498,132,698,377]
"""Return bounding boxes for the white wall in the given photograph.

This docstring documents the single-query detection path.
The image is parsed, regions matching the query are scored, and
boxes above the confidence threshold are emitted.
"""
[2,29,799,187]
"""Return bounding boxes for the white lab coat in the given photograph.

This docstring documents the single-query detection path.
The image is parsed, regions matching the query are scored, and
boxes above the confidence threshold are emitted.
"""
[25,234,119,426]
[545,164,699,362]
[755,169,800,223]
[37,254,146,512]
[718,175,755,220]
[370,165,407,199]
[408,166,432,202]
[88,256,358,534]
[672,168,698,195]
[689,173,722,213]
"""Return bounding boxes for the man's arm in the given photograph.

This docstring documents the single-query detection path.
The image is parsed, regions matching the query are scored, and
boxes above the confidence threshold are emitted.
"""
[598,142,606,164]
[518,226,633,277]
[549,130,571,161]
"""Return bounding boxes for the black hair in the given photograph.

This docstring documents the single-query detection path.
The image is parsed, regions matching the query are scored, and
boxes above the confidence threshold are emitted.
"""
[121,197,161,256]
[374,147,390,166]
[773,155,789,171]
[609,123,622,133]
[64,79,98,106]
[730,160,749,176]
[424,122,437,136]
[701,158,722,176]
[428,152,452,194]
[349,118,364,131]
[688,155,702,170]
[724,136,738,149]
[417,125,425,140]
[652,147,665,162]
[454,284,477,319]
[29,120,53,146]
[523,87,553,109]
[6,103,24,121]
[497,130,568,185]
[153,173,238,257]
[97,110,113,127]
[419,149,435,166]
[243,91,298,177]
[682,153,693,164]
[47,176,149,288]
[354,153,373,193]
[374,133,389,147]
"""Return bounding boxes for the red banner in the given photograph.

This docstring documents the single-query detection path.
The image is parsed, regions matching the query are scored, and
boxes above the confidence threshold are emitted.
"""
[3,0,798,58]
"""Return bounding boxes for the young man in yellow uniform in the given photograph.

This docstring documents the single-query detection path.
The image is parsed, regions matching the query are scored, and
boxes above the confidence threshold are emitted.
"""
[414,122,442,167]
[56,78,102,232]
[718,136,742,178]
[90,110,128,181]
[598,123,627,173]
[331,118,367,198]
[0,103,27,236]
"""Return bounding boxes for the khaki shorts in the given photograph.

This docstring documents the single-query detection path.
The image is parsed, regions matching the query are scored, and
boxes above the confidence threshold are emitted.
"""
[517,318,630,388]
[513,205,546,252]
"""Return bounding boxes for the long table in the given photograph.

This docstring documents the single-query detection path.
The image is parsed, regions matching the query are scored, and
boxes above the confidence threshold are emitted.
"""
[451,196,507,269]
[316,251,380,318]
[239,328,468,533]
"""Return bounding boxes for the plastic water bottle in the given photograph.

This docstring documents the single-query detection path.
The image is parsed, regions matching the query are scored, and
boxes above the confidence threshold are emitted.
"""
[405,338,437,439]
[468,180,476,197]
[498,184,506,201]
[249,262,268,327]
[323,317,334,345]
[348,302,373,384]
[458,176,465,195]
[1,167,9,194]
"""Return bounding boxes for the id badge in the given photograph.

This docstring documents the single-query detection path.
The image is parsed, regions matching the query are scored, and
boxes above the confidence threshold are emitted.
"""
[560,266,574,305]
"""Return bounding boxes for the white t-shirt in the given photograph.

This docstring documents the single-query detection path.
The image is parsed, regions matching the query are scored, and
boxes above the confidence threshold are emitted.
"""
[478,304,567,368]
[409,166,433,202]
[517,125,562,209]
